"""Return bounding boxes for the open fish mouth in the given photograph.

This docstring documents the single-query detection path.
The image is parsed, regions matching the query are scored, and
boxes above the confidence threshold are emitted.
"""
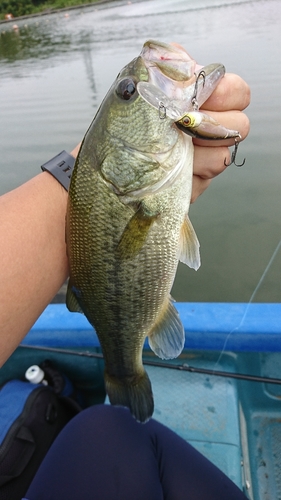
[138,40,226,118]
[138,40,225,116]
[138,40,240,140]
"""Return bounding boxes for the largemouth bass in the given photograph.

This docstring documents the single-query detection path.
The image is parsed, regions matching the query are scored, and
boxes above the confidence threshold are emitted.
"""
[66,40,240,422]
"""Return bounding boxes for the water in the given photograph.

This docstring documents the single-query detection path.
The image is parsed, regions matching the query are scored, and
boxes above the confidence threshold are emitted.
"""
[0,0,281,303]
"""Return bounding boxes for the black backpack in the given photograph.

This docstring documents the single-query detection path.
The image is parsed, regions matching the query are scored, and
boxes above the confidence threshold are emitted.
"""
[0,361,81,500]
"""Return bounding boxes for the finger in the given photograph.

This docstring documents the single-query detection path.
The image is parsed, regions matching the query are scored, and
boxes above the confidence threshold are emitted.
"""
[193,145,231,178]
[191,176,212,203]
[193,110,250,147]
[191,145,232,203]
[202,73,251,112]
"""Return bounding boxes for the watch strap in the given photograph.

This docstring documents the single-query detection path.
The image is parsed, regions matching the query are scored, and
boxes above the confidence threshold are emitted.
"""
[41,150,75,191]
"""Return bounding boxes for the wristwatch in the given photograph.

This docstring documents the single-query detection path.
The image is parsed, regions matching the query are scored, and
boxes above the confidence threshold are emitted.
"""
[41,151,75,191]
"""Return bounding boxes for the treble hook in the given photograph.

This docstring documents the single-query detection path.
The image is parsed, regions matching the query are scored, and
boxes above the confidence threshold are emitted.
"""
[224,138,246,167]
[191,70,206,111]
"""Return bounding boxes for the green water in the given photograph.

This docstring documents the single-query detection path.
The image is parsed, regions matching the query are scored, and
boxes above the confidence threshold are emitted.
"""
[0,0,281,303]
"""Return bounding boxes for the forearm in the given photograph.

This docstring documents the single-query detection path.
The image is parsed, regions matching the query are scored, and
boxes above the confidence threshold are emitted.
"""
[0,146,79,366]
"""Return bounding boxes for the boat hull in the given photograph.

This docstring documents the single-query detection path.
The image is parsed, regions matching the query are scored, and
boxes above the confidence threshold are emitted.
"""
[1,302,281,500]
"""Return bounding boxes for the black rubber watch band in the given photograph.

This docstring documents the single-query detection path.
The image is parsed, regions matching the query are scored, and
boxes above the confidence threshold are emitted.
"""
[41,151,75,191]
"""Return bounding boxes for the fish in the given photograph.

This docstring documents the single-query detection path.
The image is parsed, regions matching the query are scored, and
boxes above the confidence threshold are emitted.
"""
[66,40,241,423]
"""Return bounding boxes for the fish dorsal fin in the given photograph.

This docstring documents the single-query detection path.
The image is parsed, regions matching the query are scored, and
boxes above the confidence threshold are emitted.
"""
[148,299,185,359]
[179,215,201,270]
[66,282,84,314]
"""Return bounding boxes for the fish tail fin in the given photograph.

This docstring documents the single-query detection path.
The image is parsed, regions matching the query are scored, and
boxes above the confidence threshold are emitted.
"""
[104,370,154,423]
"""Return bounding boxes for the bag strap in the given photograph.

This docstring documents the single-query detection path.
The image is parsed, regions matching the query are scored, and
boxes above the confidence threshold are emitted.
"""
[0,426,36,486]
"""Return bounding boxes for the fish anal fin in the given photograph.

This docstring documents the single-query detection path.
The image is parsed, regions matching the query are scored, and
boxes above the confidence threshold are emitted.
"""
[66,282,84,314]
[117,204,159,259]
[179,215,201,270]
[105,370,154,423]
[148,299,185,360]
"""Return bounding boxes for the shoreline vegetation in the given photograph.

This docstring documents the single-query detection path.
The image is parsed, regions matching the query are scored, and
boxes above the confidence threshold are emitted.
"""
[0,0,116,22]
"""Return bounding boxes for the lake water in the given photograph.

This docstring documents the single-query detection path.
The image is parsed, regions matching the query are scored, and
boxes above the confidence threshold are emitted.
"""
[0,0,281,303]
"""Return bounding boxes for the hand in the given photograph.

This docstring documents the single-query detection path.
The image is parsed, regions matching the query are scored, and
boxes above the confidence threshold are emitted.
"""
[192,73,250,202]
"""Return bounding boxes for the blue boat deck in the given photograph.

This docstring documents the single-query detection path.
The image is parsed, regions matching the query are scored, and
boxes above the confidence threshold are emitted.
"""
[146,359,242,488]
[1,303,281,499]
[145,352,281,500]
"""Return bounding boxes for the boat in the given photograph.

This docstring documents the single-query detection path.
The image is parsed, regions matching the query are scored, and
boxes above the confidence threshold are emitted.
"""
[1,302,281,499]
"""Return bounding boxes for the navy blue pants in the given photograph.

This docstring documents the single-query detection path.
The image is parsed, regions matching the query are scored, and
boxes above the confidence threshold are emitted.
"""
[24,405,247,500]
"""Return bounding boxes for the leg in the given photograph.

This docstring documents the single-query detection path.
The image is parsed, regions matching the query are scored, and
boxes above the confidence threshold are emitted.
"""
[25,405,164,500]
[25,405,247,500]
[146,418,247,500]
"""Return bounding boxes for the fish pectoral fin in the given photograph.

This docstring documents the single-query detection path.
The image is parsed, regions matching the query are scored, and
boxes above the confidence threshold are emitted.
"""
[179,215,201,270]
[117,203,159,259]
[148,299,185,359]
[66,282,84,314]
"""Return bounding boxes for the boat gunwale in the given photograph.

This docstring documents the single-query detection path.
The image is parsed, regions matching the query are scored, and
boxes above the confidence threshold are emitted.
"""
[21,302,281,352]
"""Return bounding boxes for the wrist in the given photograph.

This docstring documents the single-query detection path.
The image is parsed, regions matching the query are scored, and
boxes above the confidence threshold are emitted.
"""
[70,143,81,159]
[41,150,77,191]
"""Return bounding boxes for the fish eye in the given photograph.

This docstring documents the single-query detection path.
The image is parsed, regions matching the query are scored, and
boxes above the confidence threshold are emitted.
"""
[181,115,192,127]
[116,78,137,100]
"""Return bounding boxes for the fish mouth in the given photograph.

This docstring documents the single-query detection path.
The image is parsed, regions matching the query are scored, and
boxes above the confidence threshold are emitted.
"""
[137,40,240,140]
[138,40,225,120]
[137,69,225,123]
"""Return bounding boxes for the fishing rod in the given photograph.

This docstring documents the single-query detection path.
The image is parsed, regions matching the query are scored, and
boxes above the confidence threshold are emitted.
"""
[19,343,281,386]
